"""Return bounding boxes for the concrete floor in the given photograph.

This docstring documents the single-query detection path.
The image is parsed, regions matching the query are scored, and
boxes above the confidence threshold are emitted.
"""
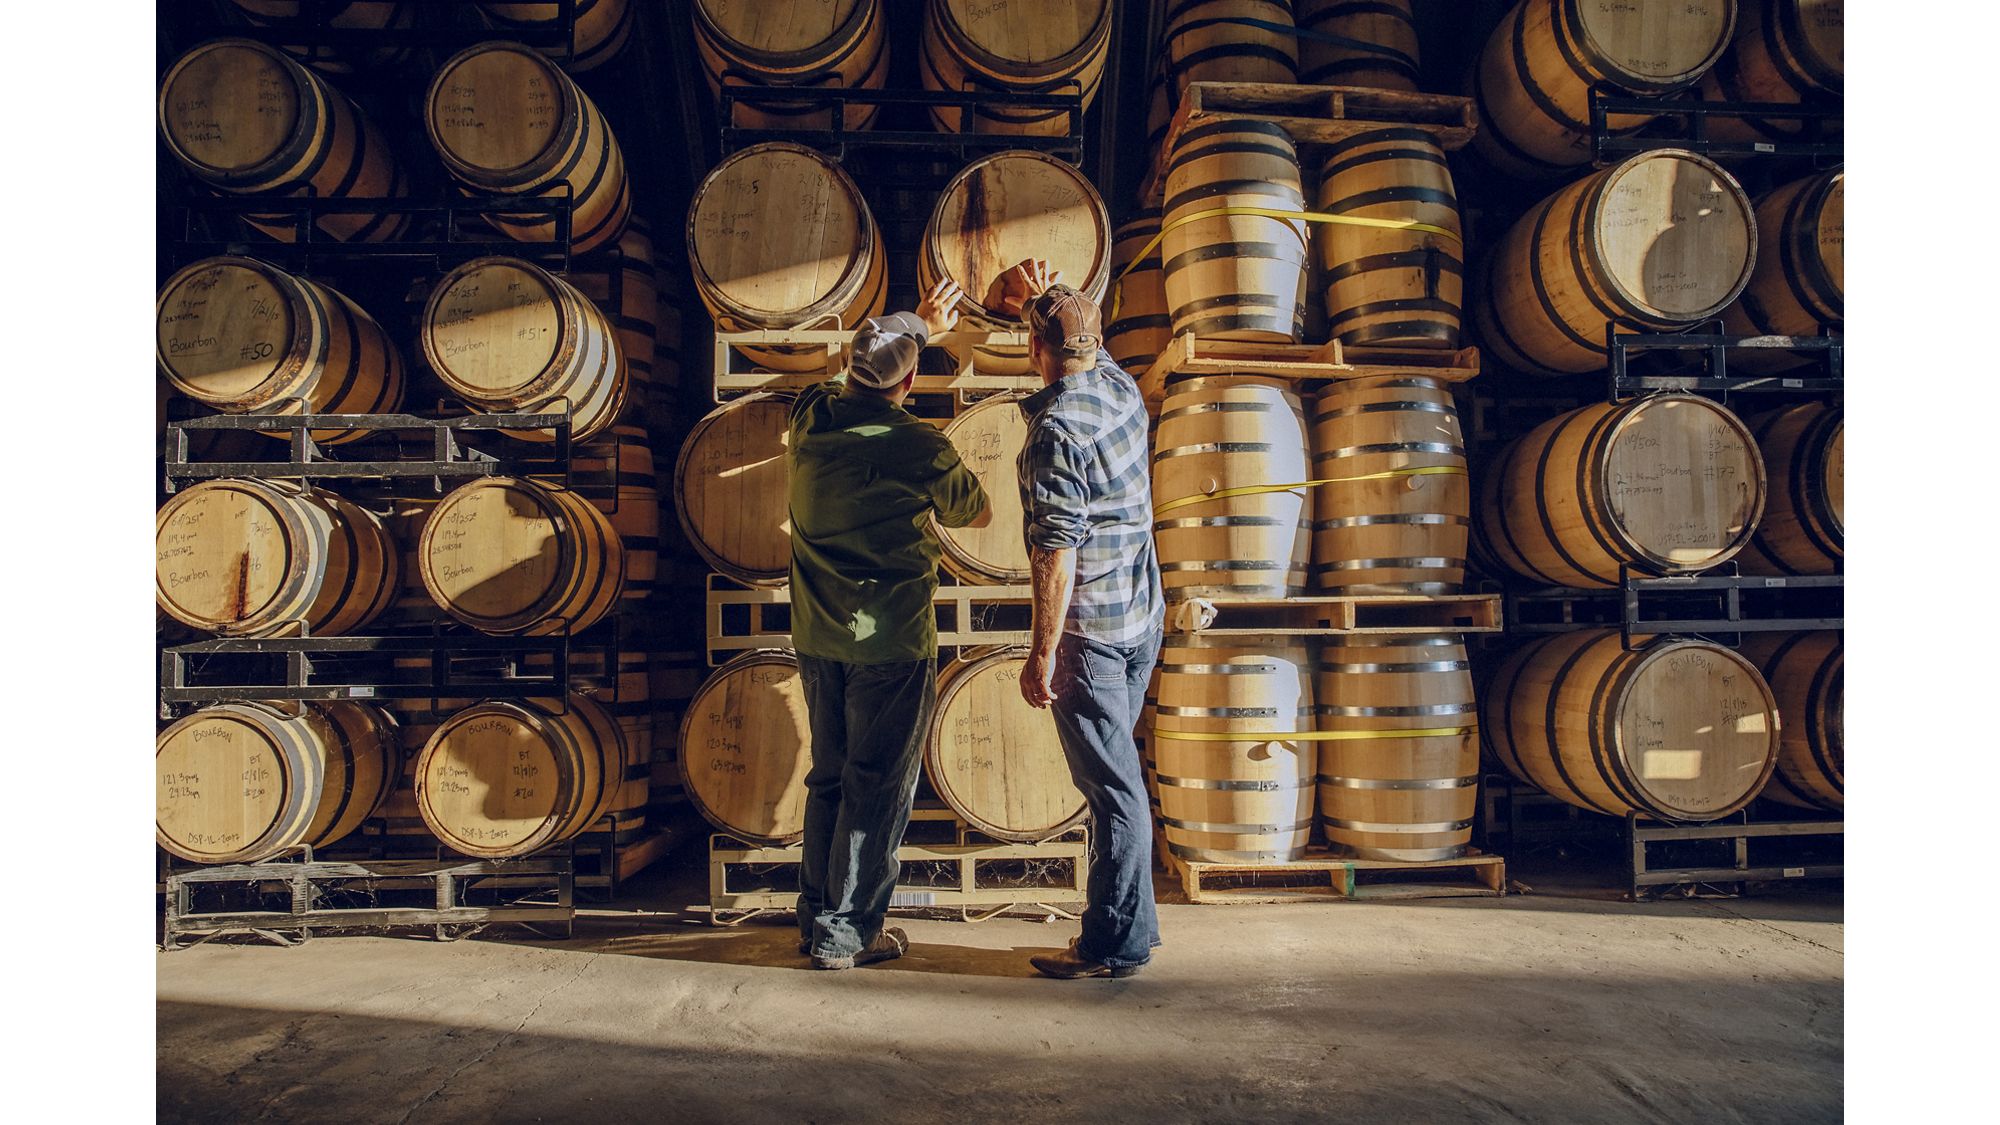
[157,855,1842,1124]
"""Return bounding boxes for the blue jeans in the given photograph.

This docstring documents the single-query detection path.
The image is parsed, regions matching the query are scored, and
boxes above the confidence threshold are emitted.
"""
[795,655,936,959]
[1050,627,1164,968]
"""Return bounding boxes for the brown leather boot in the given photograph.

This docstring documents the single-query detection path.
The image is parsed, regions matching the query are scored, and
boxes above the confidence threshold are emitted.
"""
[1029,940,1145,979]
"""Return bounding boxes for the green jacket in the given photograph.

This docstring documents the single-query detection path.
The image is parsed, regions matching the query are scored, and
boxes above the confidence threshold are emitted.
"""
[787,380,987,663]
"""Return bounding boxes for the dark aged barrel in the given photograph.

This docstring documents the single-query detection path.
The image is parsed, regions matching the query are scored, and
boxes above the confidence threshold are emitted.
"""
[1309,376,1469,594]
[680,652,813,845]
[693,0,888,130]
[1722,171,1843,371]
[156,256,404,444]
[1314,129,1463,349]
[921,0,1111,135]
[426,41,631,254]
[1162,119,1309,343]
[1470,0,1737,179]
[1105,214,1172,387]
[416,694,624,858]
[158,38,410,243]
[482,2,635,72]
[567,216,661,408]
[1474,150,1755,376]
[1484,631,1779,822]
[1696,0,1844,143]
[226,2,416,72]
[556,425,662,610]
[1475,395,1766,588]
[1164,0,1299,96]
[673,394,794,586]
[1738,631,1842,812]
[418,476,625,635]
[927,648,1088,841]
[1296,0,1421,90]
[156,479,398,638]
[1738,402,1842,575]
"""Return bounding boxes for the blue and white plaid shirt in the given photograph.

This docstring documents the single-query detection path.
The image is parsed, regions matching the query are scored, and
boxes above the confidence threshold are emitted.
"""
[1015,349,1164,646]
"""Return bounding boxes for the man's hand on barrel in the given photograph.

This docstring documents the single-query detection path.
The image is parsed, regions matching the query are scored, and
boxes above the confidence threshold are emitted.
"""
[987,258,1063,319]
[917,277,964,337]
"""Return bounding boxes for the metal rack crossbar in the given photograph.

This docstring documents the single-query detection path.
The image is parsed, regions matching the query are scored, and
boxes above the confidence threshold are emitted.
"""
[1506,571,1843,647]
[1590,90,1843,164]
[166,0,582,58]
[718,85,1085,161]
[171,189,579,273]
[1606,329,1843,401]
[1625,814,1843,900]
[164,411,576,492]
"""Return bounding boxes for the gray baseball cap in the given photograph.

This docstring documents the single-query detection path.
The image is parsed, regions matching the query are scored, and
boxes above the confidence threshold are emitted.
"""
[848,312,930,388]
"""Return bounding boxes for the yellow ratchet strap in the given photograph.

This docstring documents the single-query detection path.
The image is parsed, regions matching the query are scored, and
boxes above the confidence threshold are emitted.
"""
[1153,465,1467,517]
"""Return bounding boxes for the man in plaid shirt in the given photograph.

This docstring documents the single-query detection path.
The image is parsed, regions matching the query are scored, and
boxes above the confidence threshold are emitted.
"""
[1002,260,1165,980]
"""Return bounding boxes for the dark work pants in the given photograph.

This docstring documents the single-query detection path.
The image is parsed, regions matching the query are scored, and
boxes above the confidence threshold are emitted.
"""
[1049,627,1164,968]
[795,655,937,958]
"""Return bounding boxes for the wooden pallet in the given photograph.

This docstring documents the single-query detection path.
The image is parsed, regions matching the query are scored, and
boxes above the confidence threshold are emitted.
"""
[705,575,1033,663]
[1144,335,1480,396]
[1140,81,1478,207]
[1168,592,1503,637]
[712,328,1042,398]
[1166,849,1505,904]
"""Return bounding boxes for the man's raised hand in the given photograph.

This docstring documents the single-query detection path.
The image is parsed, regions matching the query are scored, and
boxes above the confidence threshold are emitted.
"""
[917,278,964,337]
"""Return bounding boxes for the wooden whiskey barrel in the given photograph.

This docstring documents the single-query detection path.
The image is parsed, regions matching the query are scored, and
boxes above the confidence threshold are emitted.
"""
[1738,631,1842,812]
[680,651,813,845]
[157,479,398,637]
[158,38,409,243]
[674,394,794,586]
[421,257,627,443]
[416,694,624,857]
[1739,403,1842,575]
[157,257,404,443]
[1722,171,1843,367]
[1309,376,1468,593]
[426,42,631,254]
[1474,150,1755,376]
[523,648,654,816]
[227,2,415,73]
[927,648,1087,841]
[920,150,1111,375]
[1154,376,1314,598]
[1162,120,1309,343]
[1164,0,1299,95]
[1485,631,1778,822]
[1315,129,1463,349]
[1106,214,1171,386]
[1470,0,1737,179]
[1296,0,1421,90]
[1697,0,1844,142]
[693,0,887,130]
[418,476,625,635]
[1315,635,1479,860]
[934,396,1032,584]
[689,143,886,372]
[921,0,1111,135]
[157,701,398,864]
[1152,637,1316,864]
[1476,395,1765,588]
[567,216,660,407]
[482,1,634,72]
[558,425,661,608]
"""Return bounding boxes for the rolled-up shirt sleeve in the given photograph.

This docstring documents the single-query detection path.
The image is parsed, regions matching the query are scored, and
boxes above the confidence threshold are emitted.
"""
[1022,429,1091,550]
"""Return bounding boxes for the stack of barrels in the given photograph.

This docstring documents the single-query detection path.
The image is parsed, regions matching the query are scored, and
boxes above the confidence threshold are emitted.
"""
[155,23,699,865]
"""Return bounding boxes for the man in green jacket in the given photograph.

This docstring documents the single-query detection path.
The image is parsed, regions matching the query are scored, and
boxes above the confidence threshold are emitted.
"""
[788,278,989,971]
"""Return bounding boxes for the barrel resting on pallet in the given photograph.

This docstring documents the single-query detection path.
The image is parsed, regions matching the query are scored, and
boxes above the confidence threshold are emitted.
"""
[1146,333,1480,387]
[1165,593,1503,637]
[1166,849,1505,905]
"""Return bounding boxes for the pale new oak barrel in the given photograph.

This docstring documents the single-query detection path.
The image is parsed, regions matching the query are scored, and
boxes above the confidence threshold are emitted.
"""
[1475,395,1766,588]
[934,396,1032,583]
[1485,631,1778,822]
[927,648,1087,841]
[1697,0,1844,142]
[1309,376,1468,593]
[483,1,634,72]
[567,216,661,405]
[418,476,625,635]
[1474,150,1755,376]
[694,0,888,130]
[227,1,415,72]
[1315,635,1479,860]
[1106,213,1171,387]
[680,652,813,845]
[1470,0,1736,178]
[157,256,404,443]
[1315,129,1463,349]
[556,425,661,608]
[689,143,886,372]
[1154,376,1313,599]
[921,0,1110,135]
[1722,171,1843,371]
[674,394,794,586]
[159,38,409,243]
[1738,403,1842,575]
[156,479,398,638]
[416,694,624,858]
[1297,0,1420,90]
[421,256,628,443]
[1164,0,1298,96]
[1153,638,1316,864]
[919,150,1110,375]
[157,701,398,864]
[1162,120,1309,343]
[1738,631,1842,812]
[426,42,631,254]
